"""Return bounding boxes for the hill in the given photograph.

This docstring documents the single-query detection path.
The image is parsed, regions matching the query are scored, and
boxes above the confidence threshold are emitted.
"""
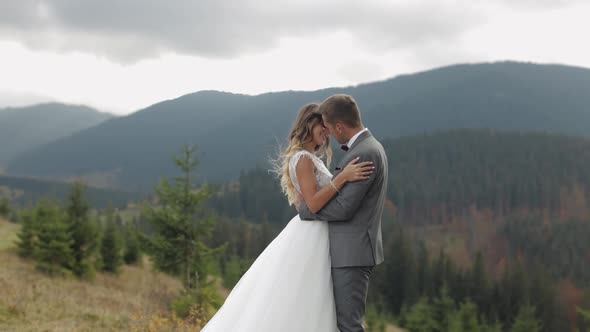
[7,61,590,190]
[0,103,114,164]
[0,175,144,208]
[0,218,184,331]
[210,129,590,225]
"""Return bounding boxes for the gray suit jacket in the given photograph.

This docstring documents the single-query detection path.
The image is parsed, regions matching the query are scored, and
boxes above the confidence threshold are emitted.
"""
[299,130,388,268]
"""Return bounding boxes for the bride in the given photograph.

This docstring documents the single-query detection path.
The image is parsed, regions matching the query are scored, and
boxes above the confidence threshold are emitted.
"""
[200,103,374,331]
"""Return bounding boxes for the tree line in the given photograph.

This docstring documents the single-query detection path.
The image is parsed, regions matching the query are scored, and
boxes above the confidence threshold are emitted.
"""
[6,139,590,331]
[209,130,590,227]
[15,182,141,278]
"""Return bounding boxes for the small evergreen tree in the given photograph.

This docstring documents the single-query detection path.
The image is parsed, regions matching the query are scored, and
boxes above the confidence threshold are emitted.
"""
[142,145,225,290]
[66,181,99,279]
[0,197,10,217]
[511,305,542,332]
[16,208,40,258]
[468,252,489,315]
[449,300,481,332]
[366,304,387,332]
[222,255,244,289]
[481,319,503,332]
[432,285,455,332]
[404,297,438,332]
[576,306,590,332]
[35,200,74,276]
[579,307,590,321]
[101,218,123,273]
[123,226,142,265]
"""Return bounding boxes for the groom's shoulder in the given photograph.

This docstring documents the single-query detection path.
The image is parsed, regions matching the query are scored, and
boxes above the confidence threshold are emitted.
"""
[364,137,388,166]
[355,139,385,165]
[363,135,385,153]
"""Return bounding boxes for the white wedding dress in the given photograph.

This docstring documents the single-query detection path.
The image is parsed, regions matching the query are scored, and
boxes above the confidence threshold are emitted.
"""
[201,150,338,332]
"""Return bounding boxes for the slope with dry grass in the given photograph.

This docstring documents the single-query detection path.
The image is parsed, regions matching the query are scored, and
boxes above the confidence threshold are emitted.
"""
[0,218,184,332]
[0,217,405,331]
[0,217,18,250]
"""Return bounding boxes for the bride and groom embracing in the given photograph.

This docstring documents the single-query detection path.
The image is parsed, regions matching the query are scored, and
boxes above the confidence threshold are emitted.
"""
[201,94,389,332]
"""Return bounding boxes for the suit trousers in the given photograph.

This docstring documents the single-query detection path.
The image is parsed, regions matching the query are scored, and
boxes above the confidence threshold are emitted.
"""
[331,266,374,332]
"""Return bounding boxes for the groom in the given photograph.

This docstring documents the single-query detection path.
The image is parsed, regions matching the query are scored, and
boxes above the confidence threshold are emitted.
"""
[299,94,388,332]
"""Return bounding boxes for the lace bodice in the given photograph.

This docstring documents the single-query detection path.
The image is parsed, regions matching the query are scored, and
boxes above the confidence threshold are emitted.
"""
[288,150,333,195]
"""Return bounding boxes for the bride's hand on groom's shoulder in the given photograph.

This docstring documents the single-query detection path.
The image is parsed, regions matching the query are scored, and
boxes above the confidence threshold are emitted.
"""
[340,157,374,183]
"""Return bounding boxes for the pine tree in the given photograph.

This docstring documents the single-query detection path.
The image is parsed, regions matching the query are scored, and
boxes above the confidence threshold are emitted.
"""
[510,305,542,332]
[222,255,244,289]
[16,208,40,258]
[417,241,432,297]
[404,297,438,332]
[468,252,489,317]
[0,197,10,217]
[481,319,503,332]
[432,248,448,296]
[432,285,455,332]
[366,304,387,332]
[498,261,529,325]
[66,181,99,279]
[576,306,590,332]
[450,300,481,332]
[142,145,224,290]
[101,218,123,273]
[123,226,142,265]
[35,200,74,276]
[384,227,417,314]
[528,263,559,331]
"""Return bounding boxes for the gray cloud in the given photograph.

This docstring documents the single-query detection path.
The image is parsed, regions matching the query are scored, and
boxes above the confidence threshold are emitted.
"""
[0,0,493,63]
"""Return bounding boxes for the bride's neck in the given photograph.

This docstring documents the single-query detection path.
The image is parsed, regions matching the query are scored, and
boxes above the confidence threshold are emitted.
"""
[302,142,316,153]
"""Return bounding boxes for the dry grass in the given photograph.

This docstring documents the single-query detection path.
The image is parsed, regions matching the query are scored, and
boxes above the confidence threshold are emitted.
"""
[0,251,183,331]
[0,219,185,331]
[0,217,19,250]
[0,218,404,332]
[386,324,407,332]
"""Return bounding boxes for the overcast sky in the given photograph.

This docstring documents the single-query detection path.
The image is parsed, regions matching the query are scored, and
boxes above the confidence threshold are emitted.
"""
[1,0,589,115]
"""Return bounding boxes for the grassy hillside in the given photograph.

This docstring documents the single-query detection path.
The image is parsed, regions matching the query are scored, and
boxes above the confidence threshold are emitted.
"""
[0,217,18,250]
[0,217,407,331]
[0,218,184,331]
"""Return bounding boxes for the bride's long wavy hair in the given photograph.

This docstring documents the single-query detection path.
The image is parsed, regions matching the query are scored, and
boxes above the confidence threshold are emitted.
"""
[271,103,332,206]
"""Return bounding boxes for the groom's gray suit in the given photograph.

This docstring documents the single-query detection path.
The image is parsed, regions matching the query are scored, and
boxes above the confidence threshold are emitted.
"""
[299,129,388,332]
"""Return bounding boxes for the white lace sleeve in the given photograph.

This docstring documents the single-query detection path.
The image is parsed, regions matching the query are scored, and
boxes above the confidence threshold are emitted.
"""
[288,150,333,199]
[288,150,316,195]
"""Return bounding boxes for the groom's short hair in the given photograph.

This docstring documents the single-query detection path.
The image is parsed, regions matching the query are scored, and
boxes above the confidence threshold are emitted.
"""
[319,94,362,128]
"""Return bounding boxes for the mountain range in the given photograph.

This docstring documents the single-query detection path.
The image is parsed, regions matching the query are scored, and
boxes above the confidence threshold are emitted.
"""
[0,103,113,164]
[5,61,590,191]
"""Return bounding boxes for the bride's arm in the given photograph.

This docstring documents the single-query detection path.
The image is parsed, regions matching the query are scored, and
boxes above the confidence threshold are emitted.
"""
[295,156,373,214]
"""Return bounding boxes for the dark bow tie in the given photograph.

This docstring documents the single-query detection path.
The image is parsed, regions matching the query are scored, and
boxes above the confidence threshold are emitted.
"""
[340,145,349,151]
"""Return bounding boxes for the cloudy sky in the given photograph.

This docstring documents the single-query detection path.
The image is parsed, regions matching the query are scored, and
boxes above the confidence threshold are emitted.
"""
[1,0,589,115]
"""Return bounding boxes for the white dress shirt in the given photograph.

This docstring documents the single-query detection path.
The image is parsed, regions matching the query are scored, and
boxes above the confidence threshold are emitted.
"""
[345,128,369,149]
